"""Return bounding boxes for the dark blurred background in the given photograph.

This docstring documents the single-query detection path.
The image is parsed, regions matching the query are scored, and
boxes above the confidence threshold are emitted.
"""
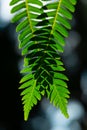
[0,0,87,130]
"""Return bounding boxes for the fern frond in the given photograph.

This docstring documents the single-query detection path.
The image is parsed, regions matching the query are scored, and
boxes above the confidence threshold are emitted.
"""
[19,78,41,121]
[10,0,77,120]
[44,0,76,51]
[50,83,70,118]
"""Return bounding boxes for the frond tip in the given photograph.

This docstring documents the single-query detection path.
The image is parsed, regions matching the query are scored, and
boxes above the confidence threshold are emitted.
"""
[20,79,41,121]
[10,0,77,120]
[50,83,70,118]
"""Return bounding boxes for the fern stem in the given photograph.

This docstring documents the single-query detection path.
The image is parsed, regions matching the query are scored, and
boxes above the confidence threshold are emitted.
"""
[25,0,34,33]
[25,0,38,45]
[50,0,62,36]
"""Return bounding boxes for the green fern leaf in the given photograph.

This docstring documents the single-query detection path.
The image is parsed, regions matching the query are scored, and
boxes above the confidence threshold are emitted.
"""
[50,83,70,118]
[45,0,76,50]
[10,0,77,121]
[20,79,41,121]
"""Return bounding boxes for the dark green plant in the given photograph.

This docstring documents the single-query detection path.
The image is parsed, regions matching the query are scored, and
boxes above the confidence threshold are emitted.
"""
[10,0,77,121]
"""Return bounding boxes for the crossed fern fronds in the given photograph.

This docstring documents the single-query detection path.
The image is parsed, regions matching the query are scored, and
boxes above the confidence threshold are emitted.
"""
[10,0,77,121]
